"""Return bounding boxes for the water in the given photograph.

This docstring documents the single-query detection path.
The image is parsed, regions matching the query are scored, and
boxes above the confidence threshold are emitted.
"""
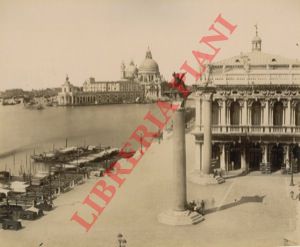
[0,103,157,175]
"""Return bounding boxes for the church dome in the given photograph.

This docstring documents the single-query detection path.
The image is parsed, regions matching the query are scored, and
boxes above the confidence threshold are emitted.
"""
[139,47,159,74]
[126,60,138,74]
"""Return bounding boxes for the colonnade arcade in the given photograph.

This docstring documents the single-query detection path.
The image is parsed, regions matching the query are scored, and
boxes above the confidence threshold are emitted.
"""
[209,141,300,172]
[208,97,300,131]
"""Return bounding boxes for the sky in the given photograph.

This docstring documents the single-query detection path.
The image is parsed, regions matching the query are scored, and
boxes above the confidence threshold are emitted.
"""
[0,0,300,90]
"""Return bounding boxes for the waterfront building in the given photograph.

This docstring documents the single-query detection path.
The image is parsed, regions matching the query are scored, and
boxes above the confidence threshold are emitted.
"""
[58,76,144,105]
[193,29,300,174]
[58,47,163,105]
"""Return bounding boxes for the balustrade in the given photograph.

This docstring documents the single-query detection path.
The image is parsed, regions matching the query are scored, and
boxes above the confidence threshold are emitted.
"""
[203,125,300,134]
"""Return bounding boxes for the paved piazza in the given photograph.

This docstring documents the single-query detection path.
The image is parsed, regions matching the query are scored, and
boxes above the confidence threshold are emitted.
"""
[0,134,298,247]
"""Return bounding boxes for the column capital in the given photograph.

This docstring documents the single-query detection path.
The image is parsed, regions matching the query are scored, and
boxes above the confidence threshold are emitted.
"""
[237,99,244,107]
[247,99,255,108]
[291,99,299,108]
[201,92,214,101]
[260,100,267,108]
[269,99,276,108]
[226,99,233,107]
[282,99,288,108]
[215,99,223,107]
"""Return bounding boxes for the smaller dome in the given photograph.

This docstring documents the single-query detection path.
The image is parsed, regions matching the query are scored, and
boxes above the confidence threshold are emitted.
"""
[126,60,138,74]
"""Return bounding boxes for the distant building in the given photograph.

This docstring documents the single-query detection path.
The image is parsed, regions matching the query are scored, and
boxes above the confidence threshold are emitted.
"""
[120,47,163,100]
[58,47,164,106]
[57,76,144,105]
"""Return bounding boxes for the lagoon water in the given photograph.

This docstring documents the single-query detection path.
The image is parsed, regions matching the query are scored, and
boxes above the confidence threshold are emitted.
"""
[0,103,157,175]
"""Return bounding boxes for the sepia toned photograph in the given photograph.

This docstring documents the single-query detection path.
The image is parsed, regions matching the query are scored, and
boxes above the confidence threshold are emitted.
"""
[0,0,299,246]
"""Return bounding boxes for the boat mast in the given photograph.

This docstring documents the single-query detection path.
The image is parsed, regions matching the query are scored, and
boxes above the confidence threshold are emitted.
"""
[49,164,53,205]
[29,156,32,186]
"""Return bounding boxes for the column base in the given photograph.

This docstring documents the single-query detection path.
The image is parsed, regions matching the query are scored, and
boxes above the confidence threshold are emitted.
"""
[158,209,204,226]
[188,170,225,185]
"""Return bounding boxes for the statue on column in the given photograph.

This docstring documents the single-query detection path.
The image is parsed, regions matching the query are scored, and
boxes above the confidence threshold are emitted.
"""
[168,72,192,107]
[158,72,203,226]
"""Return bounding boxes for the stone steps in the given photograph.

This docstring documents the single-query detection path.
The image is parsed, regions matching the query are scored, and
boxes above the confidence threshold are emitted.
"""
[215,175,225,184]
[158,210,205,225]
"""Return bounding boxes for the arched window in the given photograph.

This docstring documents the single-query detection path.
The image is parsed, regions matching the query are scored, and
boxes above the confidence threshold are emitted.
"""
[212,101,219,125]
[230,102,240,125]
[251,102,261,125]
[296,103,300,126]
[273,102,283,126]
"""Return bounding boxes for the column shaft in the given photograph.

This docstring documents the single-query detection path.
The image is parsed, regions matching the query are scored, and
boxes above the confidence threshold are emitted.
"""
[242,100,247,125]
[194,142,201,171]
[220,144,226,171]
[195,97,201,132]
[201,94,212,175]
[241,147,246,171]
[173,108,187,211]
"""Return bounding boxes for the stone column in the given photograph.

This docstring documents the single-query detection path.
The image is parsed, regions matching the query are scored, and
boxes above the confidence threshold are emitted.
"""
[201,92,213,175]
[284,145,290,168]
[269,101,274,126]
[173,108,187,211]
[263,101,269,132]
[286,100,291,132]
[220,100,226,130]
[262,144,268,163]
[159,106,203,225]
[220,144,226,171]
[242,100,247,126]
[194,96,201,132]
[194,142,202,171]
[241,147,247,171]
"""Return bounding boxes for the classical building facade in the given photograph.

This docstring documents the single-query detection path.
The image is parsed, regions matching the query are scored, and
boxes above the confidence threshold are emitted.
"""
[193,30,300,174]
[57,47,163,105]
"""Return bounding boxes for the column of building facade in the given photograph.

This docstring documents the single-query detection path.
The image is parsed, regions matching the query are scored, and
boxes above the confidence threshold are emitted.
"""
[263,99,270,132]
[220,143,226,171]
[286,99,291,132]
[220,99,226,129]
[194,96,202,132]
[194,96,202,171]
[226,100,232,126]
[242,99,248,126]
[291,100,297,126]
[247,100,253,126]
[201,92,213,175]
[262,144,268,163]
[283,100,288,126]
[269,100,274,126]
[284,145,290,169]
[238,100,244,125]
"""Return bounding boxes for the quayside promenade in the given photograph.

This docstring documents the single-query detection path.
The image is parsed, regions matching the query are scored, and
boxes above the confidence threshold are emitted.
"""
[0,133,298,247]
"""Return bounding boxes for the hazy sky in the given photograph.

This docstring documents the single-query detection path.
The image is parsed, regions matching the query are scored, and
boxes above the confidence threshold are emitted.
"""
[0,0,300,90]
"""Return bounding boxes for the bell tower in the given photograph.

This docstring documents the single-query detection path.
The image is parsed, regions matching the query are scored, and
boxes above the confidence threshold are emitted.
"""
[252,24,262,52]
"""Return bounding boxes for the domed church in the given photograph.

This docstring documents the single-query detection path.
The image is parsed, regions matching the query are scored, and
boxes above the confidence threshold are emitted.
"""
[121,47,163,100]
